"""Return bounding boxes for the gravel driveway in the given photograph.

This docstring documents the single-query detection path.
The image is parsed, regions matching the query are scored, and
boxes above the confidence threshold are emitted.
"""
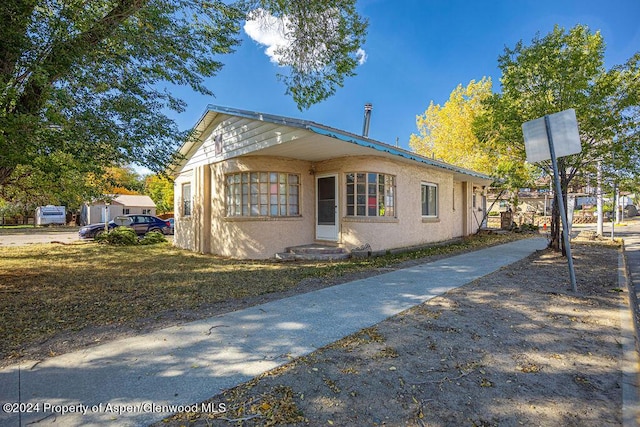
[0,229,80,246]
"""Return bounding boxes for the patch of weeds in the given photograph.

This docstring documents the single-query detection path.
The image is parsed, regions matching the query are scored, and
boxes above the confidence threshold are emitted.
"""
[517,363,542,373]
[323,377,342,394]
[574,375,590,385]
[140,231,167,245]
[373,346,399,359]
[410,305,442,319]
[456,360,483,374]
[327,326,385,351]
[480,378,494,387]
[183,385,304,426]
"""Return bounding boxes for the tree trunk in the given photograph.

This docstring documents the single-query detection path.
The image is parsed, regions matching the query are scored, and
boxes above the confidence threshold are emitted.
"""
[0,166,14,187]
[548,160,569,256]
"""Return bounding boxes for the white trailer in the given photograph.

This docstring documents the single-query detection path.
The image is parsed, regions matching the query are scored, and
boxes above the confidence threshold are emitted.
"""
[35,205,66,225]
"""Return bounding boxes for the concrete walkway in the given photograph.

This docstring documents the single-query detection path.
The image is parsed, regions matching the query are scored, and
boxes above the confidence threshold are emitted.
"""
[0,238,547,426]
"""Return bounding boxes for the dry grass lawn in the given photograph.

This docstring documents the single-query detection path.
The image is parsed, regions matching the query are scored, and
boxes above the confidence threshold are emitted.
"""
[0,234,525,364]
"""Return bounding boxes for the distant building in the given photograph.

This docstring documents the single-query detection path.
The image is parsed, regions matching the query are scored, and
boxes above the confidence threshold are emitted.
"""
[80,194,157,225]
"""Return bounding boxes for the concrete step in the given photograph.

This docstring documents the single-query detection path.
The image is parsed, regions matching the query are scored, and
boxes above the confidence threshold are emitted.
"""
[275,244,350,261]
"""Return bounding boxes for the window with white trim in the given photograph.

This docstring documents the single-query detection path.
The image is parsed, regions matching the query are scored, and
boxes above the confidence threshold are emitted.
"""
[226,172,300,217]
[182,183,192,217]
[421,183,438,217]
[346,172,396,217]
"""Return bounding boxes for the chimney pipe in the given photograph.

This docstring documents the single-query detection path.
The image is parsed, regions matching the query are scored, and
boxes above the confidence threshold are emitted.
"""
[362,103,372,137]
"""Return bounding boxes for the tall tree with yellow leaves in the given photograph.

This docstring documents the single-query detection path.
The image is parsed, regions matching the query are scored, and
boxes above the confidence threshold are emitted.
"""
[409,77,494,175]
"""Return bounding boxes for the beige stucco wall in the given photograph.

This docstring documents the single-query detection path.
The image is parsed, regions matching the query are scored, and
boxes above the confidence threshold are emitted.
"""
[174,157,316,258]
[174,155,487,259]
[314,156,462,253]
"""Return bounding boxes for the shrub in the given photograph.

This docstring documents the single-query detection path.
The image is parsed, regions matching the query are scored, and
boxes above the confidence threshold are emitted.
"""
[95,227,139,246]
[140,231,167,245]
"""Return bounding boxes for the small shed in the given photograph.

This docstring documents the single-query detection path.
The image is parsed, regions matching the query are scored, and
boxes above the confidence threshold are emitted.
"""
[80,194,157,225]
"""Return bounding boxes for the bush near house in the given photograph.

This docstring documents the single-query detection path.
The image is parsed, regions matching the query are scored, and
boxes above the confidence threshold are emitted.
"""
[95,227,167,246]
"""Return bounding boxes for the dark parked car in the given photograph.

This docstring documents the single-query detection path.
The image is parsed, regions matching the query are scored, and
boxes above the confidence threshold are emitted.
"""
[166,218,174,235]
[78,214,171,239]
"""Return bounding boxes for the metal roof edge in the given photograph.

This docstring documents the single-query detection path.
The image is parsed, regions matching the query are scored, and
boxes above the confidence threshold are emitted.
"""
[172,104,494,182]
[306,125,493,182]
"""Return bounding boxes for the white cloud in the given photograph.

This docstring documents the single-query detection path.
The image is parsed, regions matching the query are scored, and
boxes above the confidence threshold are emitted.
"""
[356,48,367,65]
[244,9,368,68]
[243,9,291,64]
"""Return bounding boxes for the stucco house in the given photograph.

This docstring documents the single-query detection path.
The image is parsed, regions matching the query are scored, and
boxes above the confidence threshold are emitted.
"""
[170,105,493,259]
[80,194,157,225]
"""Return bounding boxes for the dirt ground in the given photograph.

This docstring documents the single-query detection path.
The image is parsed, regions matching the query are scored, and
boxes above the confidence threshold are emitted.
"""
[158,240,630,426]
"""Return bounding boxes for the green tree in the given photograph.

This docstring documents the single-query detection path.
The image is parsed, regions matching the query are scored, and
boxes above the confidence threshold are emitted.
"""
[410,77,535,212]
[145,174,174,214]
[0,0,367,188]
[477,25,639,251]
[0,153,102,222]
[103,166,145,195]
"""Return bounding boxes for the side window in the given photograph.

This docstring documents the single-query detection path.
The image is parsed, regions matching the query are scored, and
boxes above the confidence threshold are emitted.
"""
[182,183,192,217]
[421,183,438,218]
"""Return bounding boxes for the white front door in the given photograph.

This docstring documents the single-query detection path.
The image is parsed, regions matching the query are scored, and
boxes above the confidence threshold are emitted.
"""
[316,175,339,241]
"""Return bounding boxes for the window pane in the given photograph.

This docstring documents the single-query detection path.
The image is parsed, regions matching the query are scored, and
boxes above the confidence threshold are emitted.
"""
[422,184,437,216]
[346,173,354,184]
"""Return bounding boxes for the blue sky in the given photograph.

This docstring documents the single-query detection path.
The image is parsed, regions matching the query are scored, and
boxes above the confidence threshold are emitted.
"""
[166,0,640,153]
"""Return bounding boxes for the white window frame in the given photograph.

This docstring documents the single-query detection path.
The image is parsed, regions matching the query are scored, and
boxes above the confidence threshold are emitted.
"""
[182,183,192,217]
[421,182,438,218]
[345,172,396,218]
[225,172,300,218]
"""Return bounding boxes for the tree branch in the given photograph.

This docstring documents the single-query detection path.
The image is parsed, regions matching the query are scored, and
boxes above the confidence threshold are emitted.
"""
[15,0,149,115]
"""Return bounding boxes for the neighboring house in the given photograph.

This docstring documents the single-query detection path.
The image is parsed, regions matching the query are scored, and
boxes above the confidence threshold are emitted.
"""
[169,105,493,259]
[80,194,157,225]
